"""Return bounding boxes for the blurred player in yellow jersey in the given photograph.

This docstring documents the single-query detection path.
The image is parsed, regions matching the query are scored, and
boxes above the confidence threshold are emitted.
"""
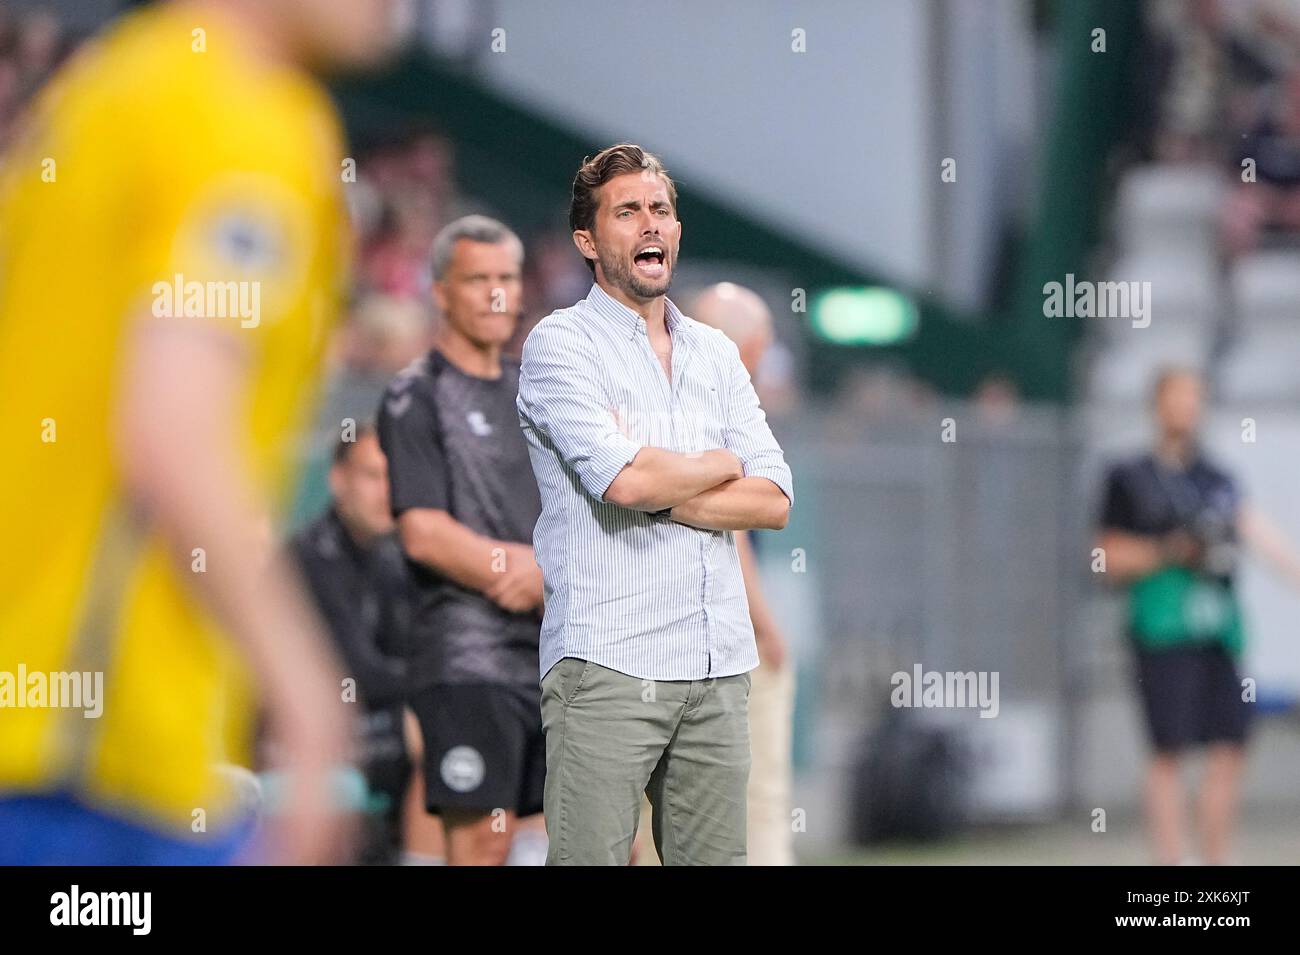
[0,0,399,864]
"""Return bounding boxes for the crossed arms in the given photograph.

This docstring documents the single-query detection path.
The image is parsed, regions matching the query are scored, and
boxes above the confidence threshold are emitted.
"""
[517,318,793,532]
[605,448,788,531]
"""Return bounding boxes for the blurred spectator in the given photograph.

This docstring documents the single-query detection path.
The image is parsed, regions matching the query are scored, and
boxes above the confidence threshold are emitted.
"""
[0,8,84,152]
[1137,0,1298,163]
[355,130,456,300]
[362,185,440,299]
[1142,0,1234,163]
[1095,367,1300,864]
[1221,67,1300,256]
[310,293,433,471]
[342,292,435,377]
[288,426,415,865]
[753,331,799,415]
[973,371,1022,428]
[376,214,546,867]
[830,365,929,436]
[14,10,61,87]
[527,227,596,316]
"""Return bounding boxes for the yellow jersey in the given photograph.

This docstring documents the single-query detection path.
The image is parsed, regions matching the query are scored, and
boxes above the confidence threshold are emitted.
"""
[0,4,348,833]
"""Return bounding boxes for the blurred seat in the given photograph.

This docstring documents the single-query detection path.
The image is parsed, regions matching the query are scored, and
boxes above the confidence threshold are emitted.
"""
[1087,254,1219,350]
[1114,163,1224,261]
[1231,249,1300,328]
[1217,322,1300,402]
[1079,402,1151,455]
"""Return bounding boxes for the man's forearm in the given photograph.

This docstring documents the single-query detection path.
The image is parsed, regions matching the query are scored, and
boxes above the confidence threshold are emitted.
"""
[669,477,790,531]
[398,509,529,594]
[604,447,742,511]
[1239,505,1300,588]
[116,323,346,743]
[1095,529,1168,583]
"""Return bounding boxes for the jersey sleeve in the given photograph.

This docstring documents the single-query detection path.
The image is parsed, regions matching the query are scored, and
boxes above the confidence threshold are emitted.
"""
[1098,464,1137,532]
[378,380,452,516]
[121,77,334,349]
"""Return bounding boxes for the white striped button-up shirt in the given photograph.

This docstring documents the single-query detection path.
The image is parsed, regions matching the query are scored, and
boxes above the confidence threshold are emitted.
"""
[517,283,794,682]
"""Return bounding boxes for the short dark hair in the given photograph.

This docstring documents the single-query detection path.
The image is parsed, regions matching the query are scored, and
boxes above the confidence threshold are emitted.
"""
[569,144,677,274]
[333,421,378,465]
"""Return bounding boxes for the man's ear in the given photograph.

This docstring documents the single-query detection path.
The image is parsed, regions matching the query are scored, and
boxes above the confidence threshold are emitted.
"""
[431,279,449,316]
[572,229,598,269]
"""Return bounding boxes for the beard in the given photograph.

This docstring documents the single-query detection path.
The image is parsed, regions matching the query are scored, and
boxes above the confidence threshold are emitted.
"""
[597,247,673,301]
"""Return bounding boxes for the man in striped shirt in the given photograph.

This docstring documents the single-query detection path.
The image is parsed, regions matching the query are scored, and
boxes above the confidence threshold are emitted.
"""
[516,144,794,865]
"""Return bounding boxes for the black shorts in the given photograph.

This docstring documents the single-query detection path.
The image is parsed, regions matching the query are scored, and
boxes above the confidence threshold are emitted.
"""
[409,681,545,817]
[1134,643,1252,753]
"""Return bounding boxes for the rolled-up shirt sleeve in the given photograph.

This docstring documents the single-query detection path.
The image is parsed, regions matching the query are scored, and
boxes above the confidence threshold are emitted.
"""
[517,318,644,502]
[721,336,794,508]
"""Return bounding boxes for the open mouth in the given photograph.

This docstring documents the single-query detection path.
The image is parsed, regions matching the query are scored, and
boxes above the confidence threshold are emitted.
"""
[633,244,667,278]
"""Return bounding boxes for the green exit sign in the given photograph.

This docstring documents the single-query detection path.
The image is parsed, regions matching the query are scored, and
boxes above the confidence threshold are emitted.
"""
[810,286,918,345]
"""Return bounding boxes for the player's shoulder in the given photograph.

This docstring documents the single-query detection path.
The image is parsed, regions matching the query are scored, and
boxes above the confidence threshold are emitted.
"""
[65,8,218,105]
[529,305,592,336]
[1103,453,1150,487]
[381,350,455,426]
[382,351,440,400]
[77,6,340,166]
[288,510,342,564]
[521,307,599,356]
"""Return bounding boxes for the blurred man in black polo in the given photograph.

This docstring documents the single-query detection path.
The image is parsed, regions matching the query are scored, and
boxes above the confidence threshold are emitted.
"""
[378,215,546,866]
[1097,367,1300,864]
[288,425,413,864]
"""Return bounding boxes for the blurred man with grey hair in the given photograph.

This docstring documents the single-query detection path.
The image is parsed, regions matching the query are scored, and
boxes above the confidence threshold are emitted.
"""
[691,282,795,866]
[378,214,548,865]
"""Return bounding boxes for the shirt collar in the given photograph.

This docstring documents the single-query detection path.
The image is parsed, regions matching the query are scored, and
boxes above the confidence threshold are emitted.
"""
[585,282,689,341]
